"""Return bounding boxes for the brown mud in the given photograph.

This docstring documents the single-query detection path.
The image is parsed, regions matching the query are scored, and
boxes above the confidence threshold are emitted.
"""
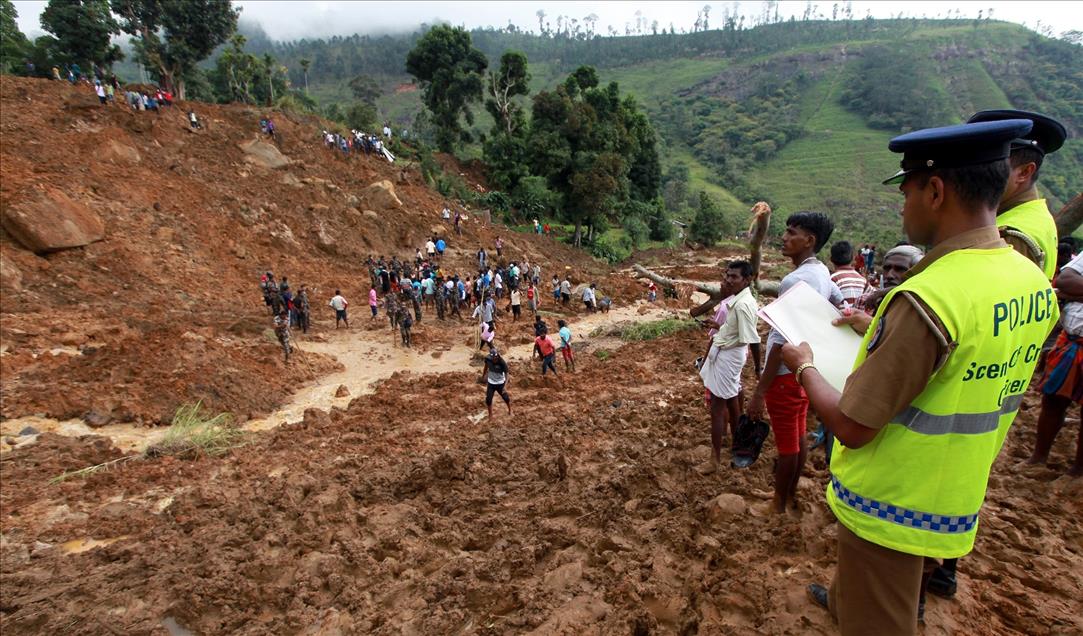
[1,77,1081,635]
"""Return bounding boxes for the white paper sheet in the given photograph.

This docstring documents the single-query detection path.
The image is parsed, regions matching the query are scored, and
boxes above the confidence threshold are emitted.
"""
[757,281,863,392]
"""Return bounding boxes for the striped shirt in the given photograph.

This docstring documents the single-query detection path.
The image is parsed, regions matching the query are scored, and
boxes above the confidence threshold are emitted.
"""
[831,267,869,303]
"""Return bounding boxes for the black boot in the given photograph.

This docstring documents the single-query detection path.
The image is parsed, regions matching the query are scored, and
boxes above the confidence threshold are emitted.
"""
[927,560,958,599]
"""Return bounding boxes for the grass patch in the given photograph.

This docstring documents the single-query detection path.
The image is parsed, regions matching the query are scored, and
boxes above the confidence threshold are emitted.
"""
[50,402,244,484]
[594,349,611,361]
[618,318,698,341]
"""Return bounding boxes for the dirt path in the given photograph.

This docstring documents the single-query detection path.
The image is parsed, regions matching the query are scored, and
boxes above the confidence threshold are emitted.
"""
[1,301,677,452]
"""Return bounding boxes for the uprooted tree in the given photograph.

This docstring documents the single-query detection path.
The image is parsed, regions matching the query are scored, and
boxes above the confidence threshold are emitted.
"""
[633,201,777,308]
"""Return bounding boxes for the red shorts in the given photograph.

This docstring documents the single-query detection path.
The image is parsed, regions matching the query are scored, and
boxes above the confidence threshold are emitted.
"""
[561,345,574,362]
[765,373,809,456]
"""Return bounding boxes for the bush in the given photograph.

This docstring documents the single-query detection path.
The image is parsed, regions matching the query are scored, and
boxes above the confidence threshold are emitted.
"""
[689,191,727,246]
[590,232,633,263]
[621,215,650,248]
[619,318,698,341]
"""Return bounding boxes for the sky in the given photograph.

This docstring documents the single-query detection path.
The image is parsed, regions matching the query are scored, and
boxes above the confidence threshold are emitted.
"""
[11,1,1083,41]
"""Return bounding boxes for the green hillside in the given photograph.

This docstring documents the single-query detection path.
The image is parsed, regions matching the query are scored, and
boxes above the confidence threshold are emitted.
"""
[265,19,1081,247]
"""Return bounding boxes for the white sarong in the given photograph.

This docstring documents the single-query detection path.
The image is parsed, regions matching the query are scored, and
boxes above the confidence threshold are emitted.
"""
[699,343,747,400]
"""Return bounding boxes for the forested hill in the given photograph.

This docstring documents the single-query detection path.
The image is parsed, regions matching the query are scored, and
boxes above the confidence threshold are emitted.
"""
[259,18,1081,245]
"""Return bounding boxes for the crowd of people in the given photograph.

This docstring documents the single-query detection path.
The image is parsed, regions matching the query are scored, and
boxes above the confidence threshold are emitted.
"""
[321,128,392,162]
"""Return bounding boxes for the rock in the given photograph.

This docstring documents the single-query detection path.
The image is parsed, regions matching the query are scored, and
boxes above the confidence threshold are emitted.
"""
[0,252,23,292]
[430,224,445,235]
[102,139,141,164]
[315,223,338,255]
[362,180,403,210]
[233,245,247,259]
[706,493,747,524]
[18,426,39,436]
[2,188,105,254]
[363,210,378,219]
[84,410,113,428]
[696,534,722,550]
[543,560,583,591]
[335,385,350,398]
[30,541,54,558]
[302,408,331,427]
[280,173,302,187]
[308,203,329,212]
[345,194,361,206]
[239,138,291,169]
[59,331,86,346]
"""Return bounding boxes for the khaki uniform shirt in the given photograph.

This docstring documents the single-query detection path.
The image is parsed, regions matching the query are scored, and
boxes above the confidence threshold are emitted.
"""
[1002,232,1040,269]
[839,227,1007,429]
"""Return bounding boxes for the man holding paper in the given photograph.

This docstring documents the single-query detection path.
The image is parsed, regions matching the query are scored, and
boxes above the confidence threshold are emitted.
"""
[747,211,842,514]
[780,119,1058,636]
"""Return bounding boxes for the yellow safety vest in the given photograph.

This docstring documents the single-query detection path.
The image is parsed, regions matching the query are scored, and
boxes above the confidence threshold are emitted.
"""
[998,198,1058,280]
[827,246,1057,558]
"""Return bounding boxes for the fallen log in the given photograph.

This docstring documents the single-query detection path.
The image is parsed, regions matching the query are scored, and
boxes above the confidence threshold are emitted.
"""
[631,200,780,301]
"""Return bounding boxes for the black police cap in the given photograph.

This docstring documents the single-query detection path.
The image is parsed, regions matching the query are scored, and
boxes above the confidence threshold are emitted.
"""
[967,109,1068,156]
[883,119,1033,185]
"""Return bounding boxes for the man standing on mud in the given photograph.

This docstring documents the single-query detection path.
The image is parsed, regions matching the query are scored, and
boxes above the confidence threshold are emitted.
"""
[329,289,349,329]
[480,346,512,420]
[747,212,841,514]
[697,261,761,473]
[785,120,1056,635]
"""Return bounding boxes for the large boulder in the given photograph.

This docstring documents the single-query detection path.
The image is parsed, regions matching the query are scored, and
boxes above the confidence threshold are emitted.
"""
[239,138,290,169]
[2,188,105,254]
[362,180,403,210]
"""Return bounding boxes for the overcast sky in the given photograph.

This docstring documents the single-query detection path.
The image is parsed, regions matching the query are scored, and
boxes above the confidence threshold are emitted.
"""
[12,1,1083,41]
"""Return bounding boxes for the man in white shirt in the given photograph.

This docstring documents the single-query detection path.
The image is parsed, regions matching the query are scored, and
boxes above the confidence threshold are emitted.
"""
[698,261,762,472]
[582,283,597,312]
[425,237,436,258]
[329,289,349,329]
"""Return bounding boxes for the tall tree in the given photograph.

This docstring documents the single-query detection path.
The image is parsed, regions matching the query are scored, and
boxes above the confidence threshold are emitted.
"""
[528,66,660,246]
[299,57,310,92]
[405,25,487,152]
[262,52,275,103]
[112,0,239,99]
[485,51,529,136]
[348,74,382,105]
[1,0,31,73]
[40,0,121,71]
[483,50,531,192]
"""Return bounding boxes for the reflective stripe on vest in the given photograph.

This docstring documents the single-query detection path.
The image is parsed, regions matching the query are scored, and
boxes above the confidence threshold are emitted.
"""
[827,246,1057,559]
[831,477,978,534]
[997,198,1058,280]
[894,393,1024,435]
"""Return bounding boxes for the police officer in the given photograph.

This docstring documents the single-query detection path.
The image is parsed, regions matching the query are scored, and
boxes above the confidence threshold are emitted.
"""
[921,109,1072,603]
[781,120,1058,636]
[967,109,1069,280]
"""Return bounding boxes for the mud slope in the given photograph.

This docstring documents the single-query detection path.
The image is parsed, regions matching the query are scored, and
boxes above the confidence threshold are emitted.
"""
[0,76,623,425]
[1,324,1081,634]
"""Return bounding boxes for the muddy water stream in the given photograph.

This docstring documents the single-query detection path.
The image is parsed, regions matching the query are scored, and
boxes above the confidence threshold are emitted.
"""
[1,302,676,452]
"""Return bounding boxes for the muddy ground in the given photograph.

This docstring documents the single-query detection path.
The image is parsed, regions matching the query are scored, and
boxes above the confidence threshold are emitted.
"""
[2,282,1081,634]
[1,77,1082,635]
